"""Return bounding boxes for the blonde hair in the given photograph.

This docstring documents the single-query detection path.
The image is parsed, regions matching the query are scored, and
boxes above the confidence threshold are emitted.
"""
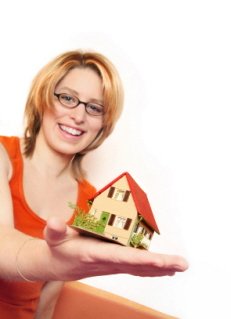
[24,50,124,180]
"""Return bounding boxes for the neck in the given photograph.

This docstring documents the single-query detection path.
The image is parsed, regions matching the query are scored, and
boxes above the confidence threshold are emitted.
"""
[24,134,74,179]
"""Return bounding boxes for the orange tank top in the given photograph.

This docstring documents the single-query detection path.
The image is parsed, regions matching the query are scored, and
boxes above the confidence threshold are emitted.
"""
[0,136,96,319]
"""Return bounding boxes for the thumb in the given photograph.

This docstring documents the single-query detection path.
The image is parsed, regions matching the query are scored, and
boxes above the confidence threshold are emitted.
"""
[44,217,68,246]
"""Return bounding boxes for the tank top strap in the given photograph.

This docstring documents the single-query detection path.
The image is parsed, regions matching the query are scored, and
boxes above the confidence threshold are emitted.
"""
[0,136,20,161]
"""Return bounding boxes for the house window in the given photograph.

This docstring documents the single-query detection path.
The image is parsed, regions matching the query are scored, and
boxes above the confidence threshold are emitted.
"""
[135,225,152,239]
[137,226,144,234]
[108,214,132,230]
[145,232,151,239]
[114,216,126,229]
[107,187,130,202]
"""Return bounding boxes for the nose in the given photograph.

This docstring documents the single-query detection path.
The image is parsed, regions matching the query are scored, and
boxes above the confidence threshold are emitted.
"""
[70,103,86,123]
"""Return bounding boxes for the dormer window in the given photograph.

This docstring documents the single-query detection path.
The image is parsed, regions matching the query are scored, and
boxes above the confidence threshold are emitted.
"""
[107,187,130,202]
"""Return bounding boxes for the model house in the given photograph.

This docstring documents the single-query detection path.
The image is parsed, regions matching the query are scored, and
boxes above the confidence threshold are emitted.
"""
[72,172,160,249]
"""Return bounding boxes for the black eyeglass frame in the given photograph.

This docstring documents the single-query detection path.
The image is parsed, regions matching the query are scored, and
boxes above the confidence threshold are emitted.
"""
[54,92,105,116]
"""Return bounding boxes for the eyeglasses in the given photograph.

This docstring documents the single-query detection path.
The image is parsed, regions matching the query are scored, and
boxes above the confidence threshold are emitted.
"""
[54,92,104,116]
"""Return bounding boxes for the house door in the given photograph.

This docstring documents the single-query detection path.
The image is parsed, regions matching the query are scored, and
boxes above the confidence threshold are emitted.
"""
[96,211,110,233]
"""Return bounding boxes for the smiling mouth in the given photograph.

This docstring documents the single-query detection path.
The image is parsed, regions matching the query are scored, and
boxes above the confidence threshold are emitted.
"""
[59,124,84,136]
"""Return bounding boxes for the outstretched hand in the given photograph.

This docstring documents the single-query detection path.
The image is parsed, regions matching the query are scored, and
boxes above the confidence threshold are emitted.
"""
[44,217,188,281]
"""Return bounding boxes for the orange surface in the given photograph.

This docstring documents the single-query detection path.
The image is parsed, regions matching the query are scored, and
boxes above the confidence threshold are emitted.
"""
[53,281,178,319]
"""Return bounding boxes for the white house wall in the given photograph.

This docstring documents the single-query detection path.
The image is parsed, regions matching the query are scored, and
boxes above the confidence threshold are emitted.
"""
[89,176,137,245]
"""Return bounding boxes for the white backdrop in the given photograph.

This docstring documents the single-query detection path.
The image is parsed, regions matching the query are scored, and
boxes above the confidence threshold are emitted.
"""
[0,1,231,318]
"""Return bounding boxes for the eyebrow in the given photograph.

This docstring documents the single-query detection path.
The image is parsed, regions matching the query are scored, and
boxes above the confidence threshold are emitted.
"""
[57,86,104,105]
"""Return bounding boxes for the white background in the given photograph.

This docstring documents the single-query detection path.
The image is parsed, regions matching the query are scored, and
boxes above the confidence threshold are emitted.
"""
[0,1,231,318]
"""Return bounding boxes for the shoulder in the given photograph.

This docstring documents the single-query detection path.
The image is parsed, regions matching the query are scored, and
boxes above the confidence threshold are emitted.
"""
[0,136,18,180]
[0,143,12,180]
[0,136,19,156]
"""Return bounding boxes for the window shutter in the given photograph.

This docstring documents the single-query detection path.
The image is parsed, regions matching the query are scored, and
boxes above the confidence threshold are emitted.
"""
[108,187,115,198]
[124,218,132,230]
[108,214,116,226]
[123,190,130,202]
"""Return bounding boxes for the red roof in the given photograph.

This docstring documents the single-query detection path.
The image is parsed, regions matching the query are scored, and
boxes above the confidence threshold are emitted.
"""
[89,172,160,234]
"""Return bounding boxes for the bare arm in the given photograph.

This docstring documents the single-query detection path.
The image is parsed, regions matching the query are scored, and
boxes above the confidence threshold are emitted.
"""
[0,220,188,318]
[35,281,64,319]
[43,218,188,280]
[0,144,14,226]
[0,217,188,282]
[0,144,62,318]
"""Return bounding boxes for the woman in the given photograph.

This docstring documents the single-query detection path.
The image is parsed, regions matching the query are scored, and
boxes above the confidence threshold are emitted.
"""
[0,50,188,318]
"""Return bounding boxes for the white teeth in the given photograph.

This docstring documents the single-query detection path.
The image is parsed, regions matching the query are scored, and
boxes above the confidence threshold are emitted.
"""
[60,125,82,136]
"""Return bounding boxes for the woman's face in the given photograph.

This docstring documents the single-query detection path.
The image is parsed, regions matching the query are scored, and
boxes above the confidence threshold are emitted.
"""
[39,67,104,157]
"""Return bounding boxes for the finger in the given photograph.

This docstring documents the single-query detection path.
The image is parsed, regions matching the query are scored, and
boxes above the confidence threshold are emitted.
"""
[146,253,189,272]
[44,217,68,246]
